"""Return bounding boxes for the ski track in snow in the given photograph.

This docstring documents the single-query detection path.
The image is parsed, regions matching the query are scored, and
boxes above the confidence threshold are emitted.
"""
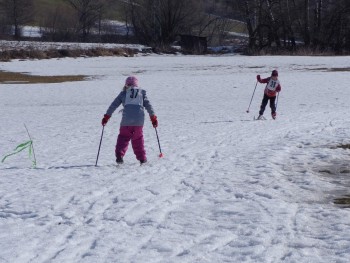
[0,55,350,262]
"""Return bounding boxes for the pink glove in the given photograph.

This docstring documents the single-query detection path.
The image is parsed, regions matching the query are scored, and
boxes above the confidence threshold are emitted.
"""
[101,114,110,126]
[276,86,281,92]
[150,115,158,128]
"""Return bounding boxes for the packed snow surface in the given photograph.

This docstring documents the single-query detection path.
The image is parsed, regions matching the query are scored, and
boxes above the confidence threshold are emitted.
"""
[1,54,350,263]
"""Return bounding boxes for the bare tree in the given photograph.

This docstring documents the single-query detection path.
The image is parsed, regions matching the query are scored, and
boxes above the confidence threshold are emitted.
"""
[128,0,202,47]
[66,0,107,41]
[38,3,76,42]
[321,0,350,52]
[0,0,34,39]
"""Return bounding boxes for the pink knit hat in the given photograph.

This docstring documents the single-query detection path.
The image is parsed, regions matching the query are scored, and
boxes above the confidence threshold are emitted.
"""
[125,76,138,87]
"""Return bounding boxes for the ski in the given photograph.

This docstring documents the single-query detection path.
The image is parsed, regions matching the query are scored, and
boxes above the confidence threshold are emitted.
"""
[254,115,267,121]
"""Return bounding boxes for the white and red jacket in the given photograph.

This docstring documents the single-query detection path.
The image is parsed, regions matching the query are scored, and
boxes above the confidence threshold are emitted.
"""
[258,77,281,97]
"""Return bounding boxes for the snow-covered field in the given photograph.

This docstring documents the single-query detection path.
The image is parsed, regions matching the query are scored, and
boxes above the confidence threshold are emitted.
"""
[1,54,350,263]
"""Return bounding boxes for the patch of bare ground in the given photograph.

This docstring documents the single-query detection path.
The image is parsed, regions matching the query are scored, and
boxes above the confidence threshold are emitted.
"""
[331,144,350,150]
[317,145,350,208]
[334,195,350,207]
[0,71,87,84]
[305,67,350,72]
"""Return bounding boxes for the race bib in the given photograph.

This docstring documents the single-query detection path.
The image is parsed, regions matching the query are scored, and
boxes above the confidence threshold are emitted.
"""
[125,88,143,106]
[266,79,280,91]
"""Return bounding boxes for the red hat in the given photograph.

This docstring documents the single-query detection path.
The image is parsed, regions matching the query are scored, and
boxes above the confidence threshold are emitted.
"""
[271,70,278,76]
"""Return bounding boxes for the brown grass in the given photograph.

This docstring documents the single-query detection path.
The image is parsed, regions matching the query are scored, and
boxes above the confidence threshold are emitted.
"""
[332,144,350,150]
[306,68,350,72]
[0,71,87,84]
[246,46,350,56]
[0,47,137,62]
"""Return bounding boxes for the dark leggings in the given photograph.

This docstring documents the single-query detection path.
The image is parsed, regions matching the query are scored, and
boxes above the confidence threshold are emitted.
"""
[259,94,276,115]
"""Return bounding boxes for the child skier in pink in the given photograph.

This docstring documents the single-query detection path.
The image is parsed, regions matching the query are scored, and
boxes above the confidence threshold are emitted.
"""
[101,76,158,164]
[256,70,281,120]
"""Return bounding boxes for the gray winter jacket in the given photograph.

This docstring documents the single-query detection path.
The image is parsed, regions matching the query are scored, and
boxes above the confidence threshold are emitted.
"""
[106,87,155,126]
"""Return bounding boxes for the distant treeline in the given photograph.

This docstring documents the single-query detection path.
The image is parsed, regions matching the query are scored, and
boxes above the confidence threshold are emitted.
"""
[238,0,350,54]
[0,0,349,54]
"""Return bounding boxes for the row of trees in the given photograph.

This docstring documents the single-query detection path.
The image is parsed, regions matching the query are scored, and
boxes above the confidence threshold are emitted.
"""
[0,0,35,38]
[0,0,349,53]
[232,0,350,53]
[0,0,236,46]
[0,0,114,41]
[126,0,232,47]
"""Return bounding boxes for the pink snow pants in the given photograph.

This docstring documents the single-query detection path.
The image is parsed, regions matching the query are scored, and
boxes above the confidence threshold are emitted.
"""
[115,126,146,161]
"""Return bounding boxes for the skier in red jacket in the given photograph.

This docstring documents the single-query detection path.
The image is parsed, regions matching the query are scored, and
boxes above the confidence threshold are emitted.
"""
[256,70,281,120]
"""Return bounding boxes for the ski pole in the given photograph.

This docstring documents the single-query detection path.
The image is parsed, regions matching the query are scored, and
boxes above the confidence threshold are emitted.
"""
[246,81,258,113]
[24,124,37,167]
[154,127,163,158]
[275,92,280,110]
[95,126,105,166]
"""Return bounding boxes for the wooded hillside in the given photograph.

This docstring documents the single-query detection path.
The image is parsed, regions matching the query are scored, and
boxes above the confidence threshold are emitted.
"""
[0,0,349,54]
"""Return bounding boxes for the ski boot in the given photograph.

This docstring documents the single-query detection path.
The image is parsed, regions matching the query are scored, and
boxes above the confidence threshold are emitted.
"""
[272,112,276,120]
[116,156,124,164]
